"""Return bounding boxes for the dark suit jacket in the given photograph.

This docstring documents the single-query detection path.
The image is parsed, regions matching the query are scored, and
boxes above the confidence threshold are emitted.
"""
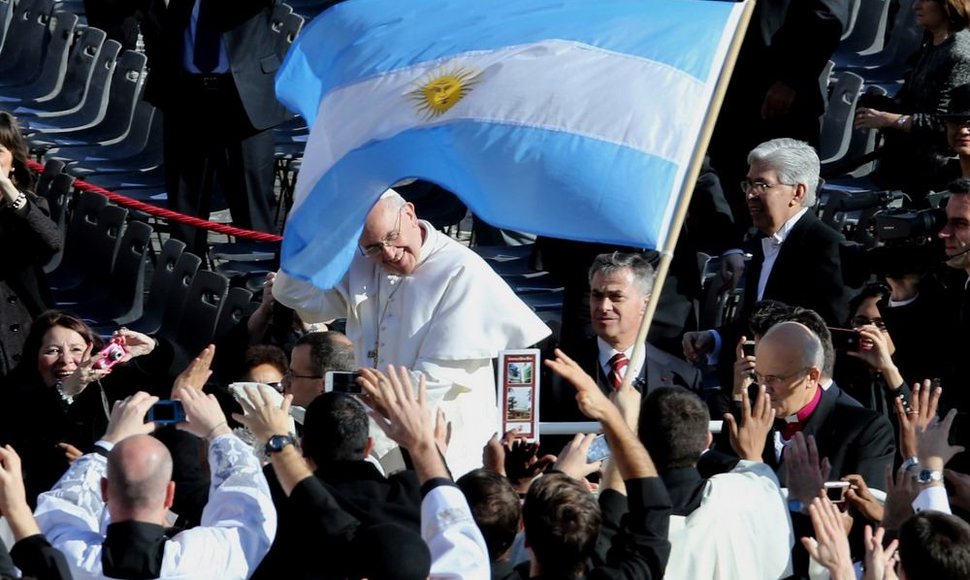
[758,388,895,489]
[744,210,849,326]
[144,0,292,130]
[253,460,421,580]
[547,337,703,422]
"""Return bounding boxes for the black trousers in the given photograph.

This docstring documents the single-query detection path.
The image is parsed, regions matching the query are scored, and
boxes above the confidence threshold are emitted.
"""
[162,74,276,256]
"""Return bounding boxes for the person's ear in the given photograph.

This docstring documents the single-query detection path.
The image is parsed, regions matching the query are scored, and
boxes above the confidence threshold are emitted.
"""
[640,293,651,315]
[791,183,807,206]
[163,481,176,510]
[705,431,713,450]
[808,367,821,383]
[364,436,375,459]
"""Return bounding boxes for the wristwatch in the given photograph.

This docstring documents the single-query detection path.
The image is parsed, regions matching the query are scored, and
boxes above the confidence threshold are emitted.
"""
[787,499,808,515]
[264,434,296,455]
[913,469,943,484]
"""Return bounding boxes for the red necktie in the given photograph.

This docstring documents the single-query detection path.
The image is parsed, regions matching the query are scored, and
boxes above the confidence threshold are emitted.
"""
[608,353,628,390]
[782,420,802,440]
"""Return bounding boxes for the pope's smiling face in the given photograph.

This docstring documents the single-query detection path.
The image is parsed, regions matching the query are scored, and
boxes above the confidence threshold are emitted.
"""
[359,199,423,276]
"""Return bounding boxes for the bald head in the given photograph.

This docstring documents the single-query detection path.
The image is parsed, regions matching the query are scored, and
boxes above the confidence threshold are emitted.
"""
[755,321,823,417]
[105,435,174,518]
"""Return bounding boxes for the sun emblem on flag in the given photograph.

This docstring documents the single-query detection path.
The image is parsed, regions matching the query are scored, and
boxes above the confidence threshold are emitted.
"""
[408,65,481,120]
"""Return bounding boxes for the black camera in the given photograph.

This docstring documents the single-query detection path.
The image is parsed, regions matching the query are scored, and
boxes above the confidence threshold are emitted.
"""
[873,208,946,241]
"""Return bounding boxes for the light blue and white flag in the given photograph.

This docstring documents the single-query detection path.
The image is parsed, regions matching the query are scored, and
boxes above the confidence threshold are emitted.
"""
[276,0,747,289]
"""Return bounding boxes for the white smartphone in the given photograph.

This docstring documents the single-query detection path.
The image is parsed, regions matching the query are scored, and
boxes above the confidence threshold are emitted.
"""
[824,481,850,503]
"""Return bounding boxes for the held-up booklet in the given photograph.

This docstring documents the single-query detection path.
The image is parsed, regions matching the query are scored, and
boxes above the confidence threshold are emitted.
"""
[497,349,540,441]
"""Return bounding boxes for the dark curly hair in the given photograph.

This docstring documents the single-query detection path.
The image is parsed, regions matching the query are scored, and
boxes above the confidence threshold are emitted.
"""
[0,111,35,193]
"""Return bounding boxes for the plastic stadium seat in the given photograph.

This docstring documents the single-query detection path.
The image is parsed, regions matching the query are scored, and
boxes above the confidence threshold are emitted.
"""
[53,201,128,304]
[0,11,76,104]
[47,188,107,291]
[73,219,153,325]
[0,0,54,88]
[41,172,75,274]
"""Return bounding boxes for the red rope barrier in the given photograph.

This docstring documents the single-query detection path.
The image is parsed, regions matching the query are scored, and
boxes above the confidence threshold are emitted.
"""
[27,160,284,243]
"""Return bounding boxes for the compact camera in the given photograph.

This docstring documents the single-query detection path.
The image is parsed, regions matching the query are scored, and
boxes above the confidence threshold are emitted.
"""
[93,337,127,370]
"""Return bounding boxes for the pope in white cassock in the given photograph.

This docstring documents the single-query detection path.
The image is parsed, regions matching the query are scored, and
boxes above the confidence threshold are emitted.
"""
[273,189,551,476]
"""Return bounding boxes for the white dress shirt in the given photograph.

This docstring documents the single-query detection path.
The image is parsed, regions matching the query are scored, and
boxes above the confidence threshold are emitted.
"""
[757,207,808,301]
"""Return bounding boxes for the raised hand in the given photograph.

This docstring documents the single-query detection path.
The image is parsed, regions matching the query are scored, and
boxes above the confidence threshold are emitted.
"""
[801,497,855,580]
[544,348,615,422]
[232,384,293,443]
[173,344,216,392]
[895,380,941,460]
[785,432,831,505]
[723,382,775,461]
[102,392,159,444]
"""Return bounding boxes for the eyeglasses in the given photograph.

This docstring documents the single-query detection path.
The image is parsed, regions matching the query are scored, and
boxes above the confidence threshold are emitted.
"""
[359,207,405,257]
[740,180,795,196]
[850,315,887,330]
[285,369,323,381]
[265,381,283,392]
[752,367,810,388]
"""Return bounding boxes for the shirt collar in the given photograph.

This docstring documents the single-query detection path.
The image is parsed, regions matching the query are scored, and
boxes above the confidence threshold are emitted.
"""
[785,385,822,424]
[767,207,808,245]
[597,337,634,371]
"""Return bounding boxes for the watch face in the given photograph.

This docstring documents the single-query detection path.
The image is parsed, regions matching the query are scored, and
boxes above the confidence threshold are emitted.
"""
[916,469,942,483]
[266,435,293,453]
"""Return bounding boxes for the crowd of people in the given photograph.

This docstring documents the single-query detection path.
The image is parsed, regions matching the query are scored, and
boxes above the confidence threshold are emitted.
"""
[4,0,970,579]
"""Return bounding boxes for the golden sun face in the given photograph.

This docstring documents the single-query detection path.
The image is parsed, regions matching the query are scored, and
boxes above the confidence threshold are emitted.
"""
[408,66,480,119]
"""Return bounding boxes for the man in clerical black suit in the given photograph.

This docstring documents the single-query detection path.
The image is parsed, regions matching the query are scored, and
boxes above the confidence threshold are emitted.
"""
[730,321,894,489]
[684,139,849,377]
[546,252,702,422]
[144,0,292,255]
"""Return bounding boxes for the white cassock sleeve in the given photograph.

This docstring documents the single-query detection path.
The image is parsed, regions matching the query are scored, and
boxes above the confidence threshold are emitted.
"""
[272,270,349,324]
[165,434,277,578]
[421,483,490,580]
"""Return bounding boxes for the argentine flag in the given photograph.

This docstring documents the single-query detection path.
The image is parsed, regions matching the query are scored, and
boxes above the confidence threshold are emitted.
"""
[276,0,747,289]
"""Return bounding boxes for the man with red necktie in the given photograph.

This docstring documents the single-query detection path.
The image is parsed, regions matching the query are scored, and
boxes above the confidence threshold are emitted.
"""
[546,252,702,421]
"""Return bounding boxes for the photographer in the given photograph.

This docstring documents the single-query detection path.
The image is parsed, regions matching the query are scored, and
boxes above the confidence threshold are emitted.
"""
[831,283,913,425]
[0,311,159,506]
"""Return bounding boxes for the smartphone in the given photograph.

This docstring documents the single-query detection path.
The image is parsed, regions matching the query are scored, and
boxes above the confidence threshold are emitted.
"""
[146,400,186,425]
[824,481,850,503]
[325,371,361,394]
[827,327,860,352]
[586,434,610,463]
[741,340,756,358]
